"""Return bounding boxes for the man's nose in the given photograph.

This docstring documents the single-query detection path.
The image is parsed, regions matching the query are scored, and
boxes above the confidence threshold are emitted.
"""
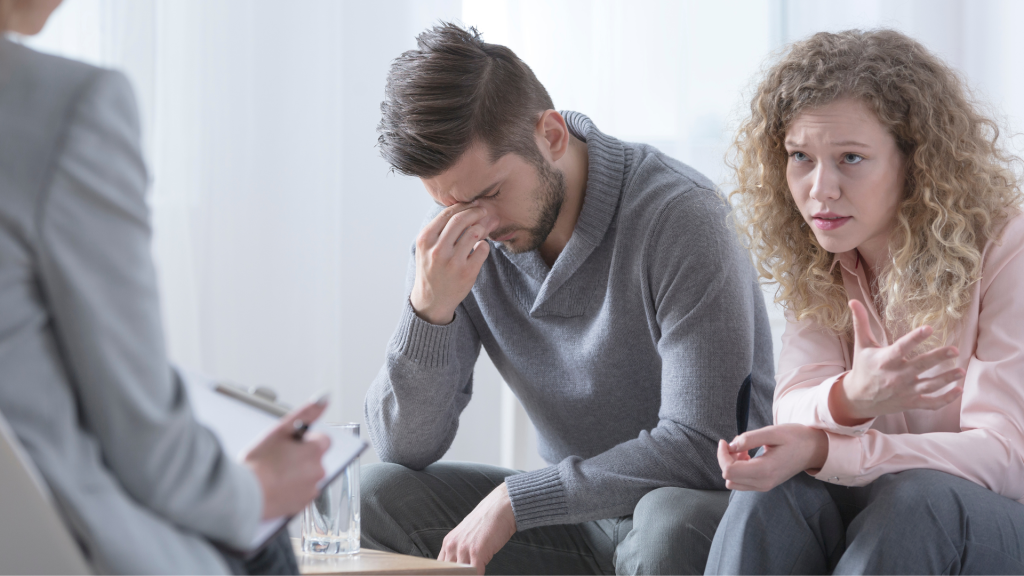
[808,161,841,202]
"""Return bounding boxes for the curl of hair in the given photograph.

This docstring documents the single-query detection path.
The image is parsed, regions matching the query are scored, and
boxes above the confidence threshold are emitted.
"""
[730,29,1024,341]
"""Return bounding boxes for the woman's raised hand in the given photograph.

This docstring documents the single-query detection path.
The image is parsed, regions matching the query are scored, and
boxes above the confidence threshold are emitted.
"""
[829,299,965,426]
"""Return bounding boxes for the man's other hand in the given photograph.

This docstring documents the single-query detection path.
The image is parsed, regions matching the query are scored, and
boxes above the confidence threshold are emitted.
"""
[411,202,498,325]
[437,482,517,574]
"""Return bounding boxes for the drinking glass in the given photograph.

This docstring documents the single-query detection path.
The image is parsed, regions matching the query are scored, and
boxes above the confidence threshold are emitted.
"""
[300,423,360,554]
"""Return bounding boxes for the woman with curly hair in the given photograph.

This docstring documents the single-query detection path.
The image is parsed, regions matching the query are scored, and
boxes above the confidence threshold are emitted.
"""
[704,29,1024,574]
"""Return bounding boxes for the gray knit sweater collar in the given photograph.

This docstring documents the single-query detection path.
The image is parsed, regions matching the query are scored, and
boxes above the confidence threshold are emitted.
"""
[496,112,626,304]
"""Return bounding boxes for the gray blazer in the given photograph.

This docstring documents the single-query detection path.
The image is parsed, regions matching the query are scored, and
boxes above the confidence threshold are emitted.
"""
[0,38,260,574]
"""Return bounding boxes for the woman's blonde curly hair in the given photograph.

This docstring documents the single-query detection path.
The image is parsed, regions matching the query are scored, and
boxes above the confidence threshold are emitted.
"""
[731,28,1023,341]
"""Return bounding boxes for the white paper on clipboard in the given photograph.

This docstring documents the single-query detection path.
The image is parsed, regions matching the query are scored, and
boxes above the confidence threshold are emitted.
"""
[179,368,367,552]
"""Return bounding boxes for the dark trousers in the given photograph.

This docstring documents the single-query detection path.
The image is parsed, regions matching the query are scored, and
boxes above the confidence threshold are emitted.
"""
[220,530,299,575]
[705,469,1024,575]
[361,461,731,575]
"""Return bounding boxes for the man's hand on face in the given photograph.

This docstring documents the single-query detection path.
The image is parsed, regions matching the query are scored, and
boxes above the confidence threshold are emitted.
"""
[411,202,499,325]
[437,482,517,575]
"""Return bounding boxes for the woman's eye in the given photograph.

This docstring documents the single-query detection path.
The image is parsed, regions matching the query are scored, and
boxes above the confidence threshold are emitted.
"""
[789,151,808,162]
[843,153,864,164]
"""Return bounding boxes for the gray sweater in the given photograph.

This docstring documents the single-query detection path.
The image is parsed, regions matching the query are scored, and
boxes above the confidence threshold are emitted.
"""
[365,112,774,531]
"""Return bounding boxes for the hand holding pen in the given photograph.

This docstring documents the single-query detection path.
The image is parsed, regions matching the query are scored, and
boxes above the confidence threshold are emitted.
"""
[243,395,332,520]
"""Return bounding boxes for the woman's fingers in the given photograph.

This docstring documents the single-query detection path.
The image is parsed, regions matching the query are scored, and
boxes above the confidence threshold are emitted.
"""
[914,368,966,394]
[717,439,737,473]
[271,397,328,440]
[729,426,780,453]
[724,479,761,492]
[890,324,935,360]
[914,383,965,411]
[903,345,957,376]
[849,300,882,350]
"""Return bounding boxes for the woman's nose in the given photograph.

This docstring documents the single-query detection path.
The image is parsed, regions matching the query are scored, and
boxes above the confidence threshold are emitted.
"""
[808,162,841,202]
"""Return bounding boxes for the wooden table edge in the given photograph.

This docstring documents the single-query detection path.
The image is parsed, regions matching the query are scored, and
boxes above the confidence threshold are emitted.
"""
[292,538,476,575]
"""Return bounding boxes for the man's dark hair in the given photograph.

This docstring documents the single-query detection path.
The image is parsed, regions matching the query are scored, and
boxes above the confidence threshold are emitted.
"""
[377,22,555,178]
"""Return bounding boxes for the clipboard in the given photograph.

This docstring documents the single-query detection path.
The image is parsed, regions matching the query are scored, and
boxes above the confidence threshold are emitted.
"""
[179,368,367,554]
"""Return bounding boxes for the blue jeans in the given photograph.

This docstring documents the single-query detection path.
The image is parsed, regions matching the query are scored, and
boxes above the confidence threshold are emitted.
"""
[705,469,1024,574]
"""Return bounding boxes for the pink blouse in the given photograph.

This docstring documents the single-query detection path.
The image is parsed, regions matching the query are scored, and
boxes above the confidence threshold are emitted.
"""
[774,212,1024,503]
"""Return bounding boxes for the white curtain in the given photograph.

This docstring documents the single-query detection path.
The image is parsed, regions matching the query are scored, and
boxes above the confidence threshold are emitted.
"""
[20,0,1023,470]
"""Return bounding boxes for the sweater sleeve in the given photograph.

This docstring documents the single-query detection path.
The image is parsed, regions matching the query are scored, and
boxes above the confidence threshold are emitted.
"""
[506,187,763,529]
[811,222,1024,502]
[36,70,261,549]
[364,241,483,470]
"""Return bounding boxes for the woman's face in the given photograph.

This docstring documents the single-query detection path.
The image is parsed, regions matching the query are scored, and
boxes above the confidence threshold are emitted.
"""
[785,98,906,264]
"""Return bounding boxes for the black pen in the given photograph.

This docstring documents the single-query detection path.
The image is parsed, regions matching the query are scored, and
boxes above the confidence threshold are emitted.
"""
[291,392,330,441]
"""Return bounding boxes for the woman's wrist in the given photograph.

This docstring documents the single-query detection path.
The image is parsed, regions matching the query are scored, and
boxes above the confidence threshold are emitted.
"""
[828,372,873,426]
[804,427,829,473]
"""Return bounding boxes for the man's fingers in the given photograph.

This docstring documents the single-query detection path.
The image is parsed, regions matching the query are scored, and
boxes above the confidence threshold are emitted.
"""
[469,553,485,576]
[849,300,881,350]
[891,324,935,359]
[454,221,496,260]
[420,202,481,246]
[437,207,490,252]
[467,240,491,270]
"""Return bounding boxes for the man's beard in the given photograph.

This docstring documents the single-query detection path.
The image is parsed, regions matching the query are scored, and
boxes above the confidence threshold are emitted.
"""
[494,160,567,254]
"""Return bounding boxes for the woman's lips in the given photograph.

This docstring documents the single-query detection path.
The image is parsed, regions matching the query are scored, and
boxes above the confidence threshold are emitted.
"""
[813,216,851,230]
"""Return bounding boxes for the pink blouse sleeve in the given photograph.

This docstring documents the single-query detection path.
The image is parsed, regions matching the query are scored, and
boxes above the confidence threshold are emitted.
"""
[813,221,1024,502]
[773,313,875,435]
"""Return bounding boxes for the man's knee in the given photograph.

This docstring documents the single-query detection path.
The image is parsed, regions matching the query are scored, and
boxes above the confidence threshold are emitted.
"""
[360,462,425,553]
[362,462,418,508]
[615,488,730,575]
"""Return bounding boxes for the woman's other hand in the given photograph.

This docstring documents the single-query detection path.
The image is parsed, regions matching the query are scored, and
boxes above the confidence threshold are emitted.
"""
[830,299,965,426]
[243,399,332,520]
[718,424,828,492]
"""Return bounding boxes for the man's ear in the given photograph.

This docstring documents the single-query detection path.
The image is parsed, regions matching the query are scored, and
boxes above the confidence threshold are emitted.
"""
[535,110,570,163]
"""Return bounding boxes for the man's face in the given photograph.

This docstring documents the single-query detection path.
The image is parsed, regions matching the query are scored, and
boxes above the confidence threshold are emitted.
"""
[421,141,566,254]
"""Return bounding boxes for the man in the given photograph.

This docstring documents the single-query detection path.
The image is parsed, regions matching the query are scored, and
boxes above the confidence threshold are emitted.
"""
[363,22,774,575]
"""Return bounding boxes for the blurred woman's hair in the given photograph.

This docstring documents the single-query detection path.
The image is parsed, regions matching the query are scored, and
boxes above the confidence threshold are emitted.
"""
[730,28,1023,341]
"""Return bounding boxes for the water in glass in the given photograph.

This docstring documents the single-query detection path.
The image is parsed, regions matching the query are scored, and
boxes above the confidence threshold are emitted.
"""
[301,423,360,554]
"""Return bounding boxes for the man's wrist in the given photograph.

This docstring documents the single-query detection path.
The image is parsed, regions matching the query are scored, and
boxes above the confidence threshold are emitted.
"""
[494,483,517,538]
[409,296,456,326]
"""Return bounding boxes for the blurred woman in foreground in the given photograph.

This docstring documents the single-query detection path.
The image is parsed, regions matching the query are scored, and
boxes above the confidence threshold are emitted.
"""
[0,1,328,572]
[706,29,1024,574]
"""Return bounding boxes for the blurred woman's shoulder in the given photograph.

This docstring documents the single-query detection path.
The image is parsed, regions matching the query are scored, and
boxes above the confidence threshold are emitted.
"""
[0,37,139,229]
